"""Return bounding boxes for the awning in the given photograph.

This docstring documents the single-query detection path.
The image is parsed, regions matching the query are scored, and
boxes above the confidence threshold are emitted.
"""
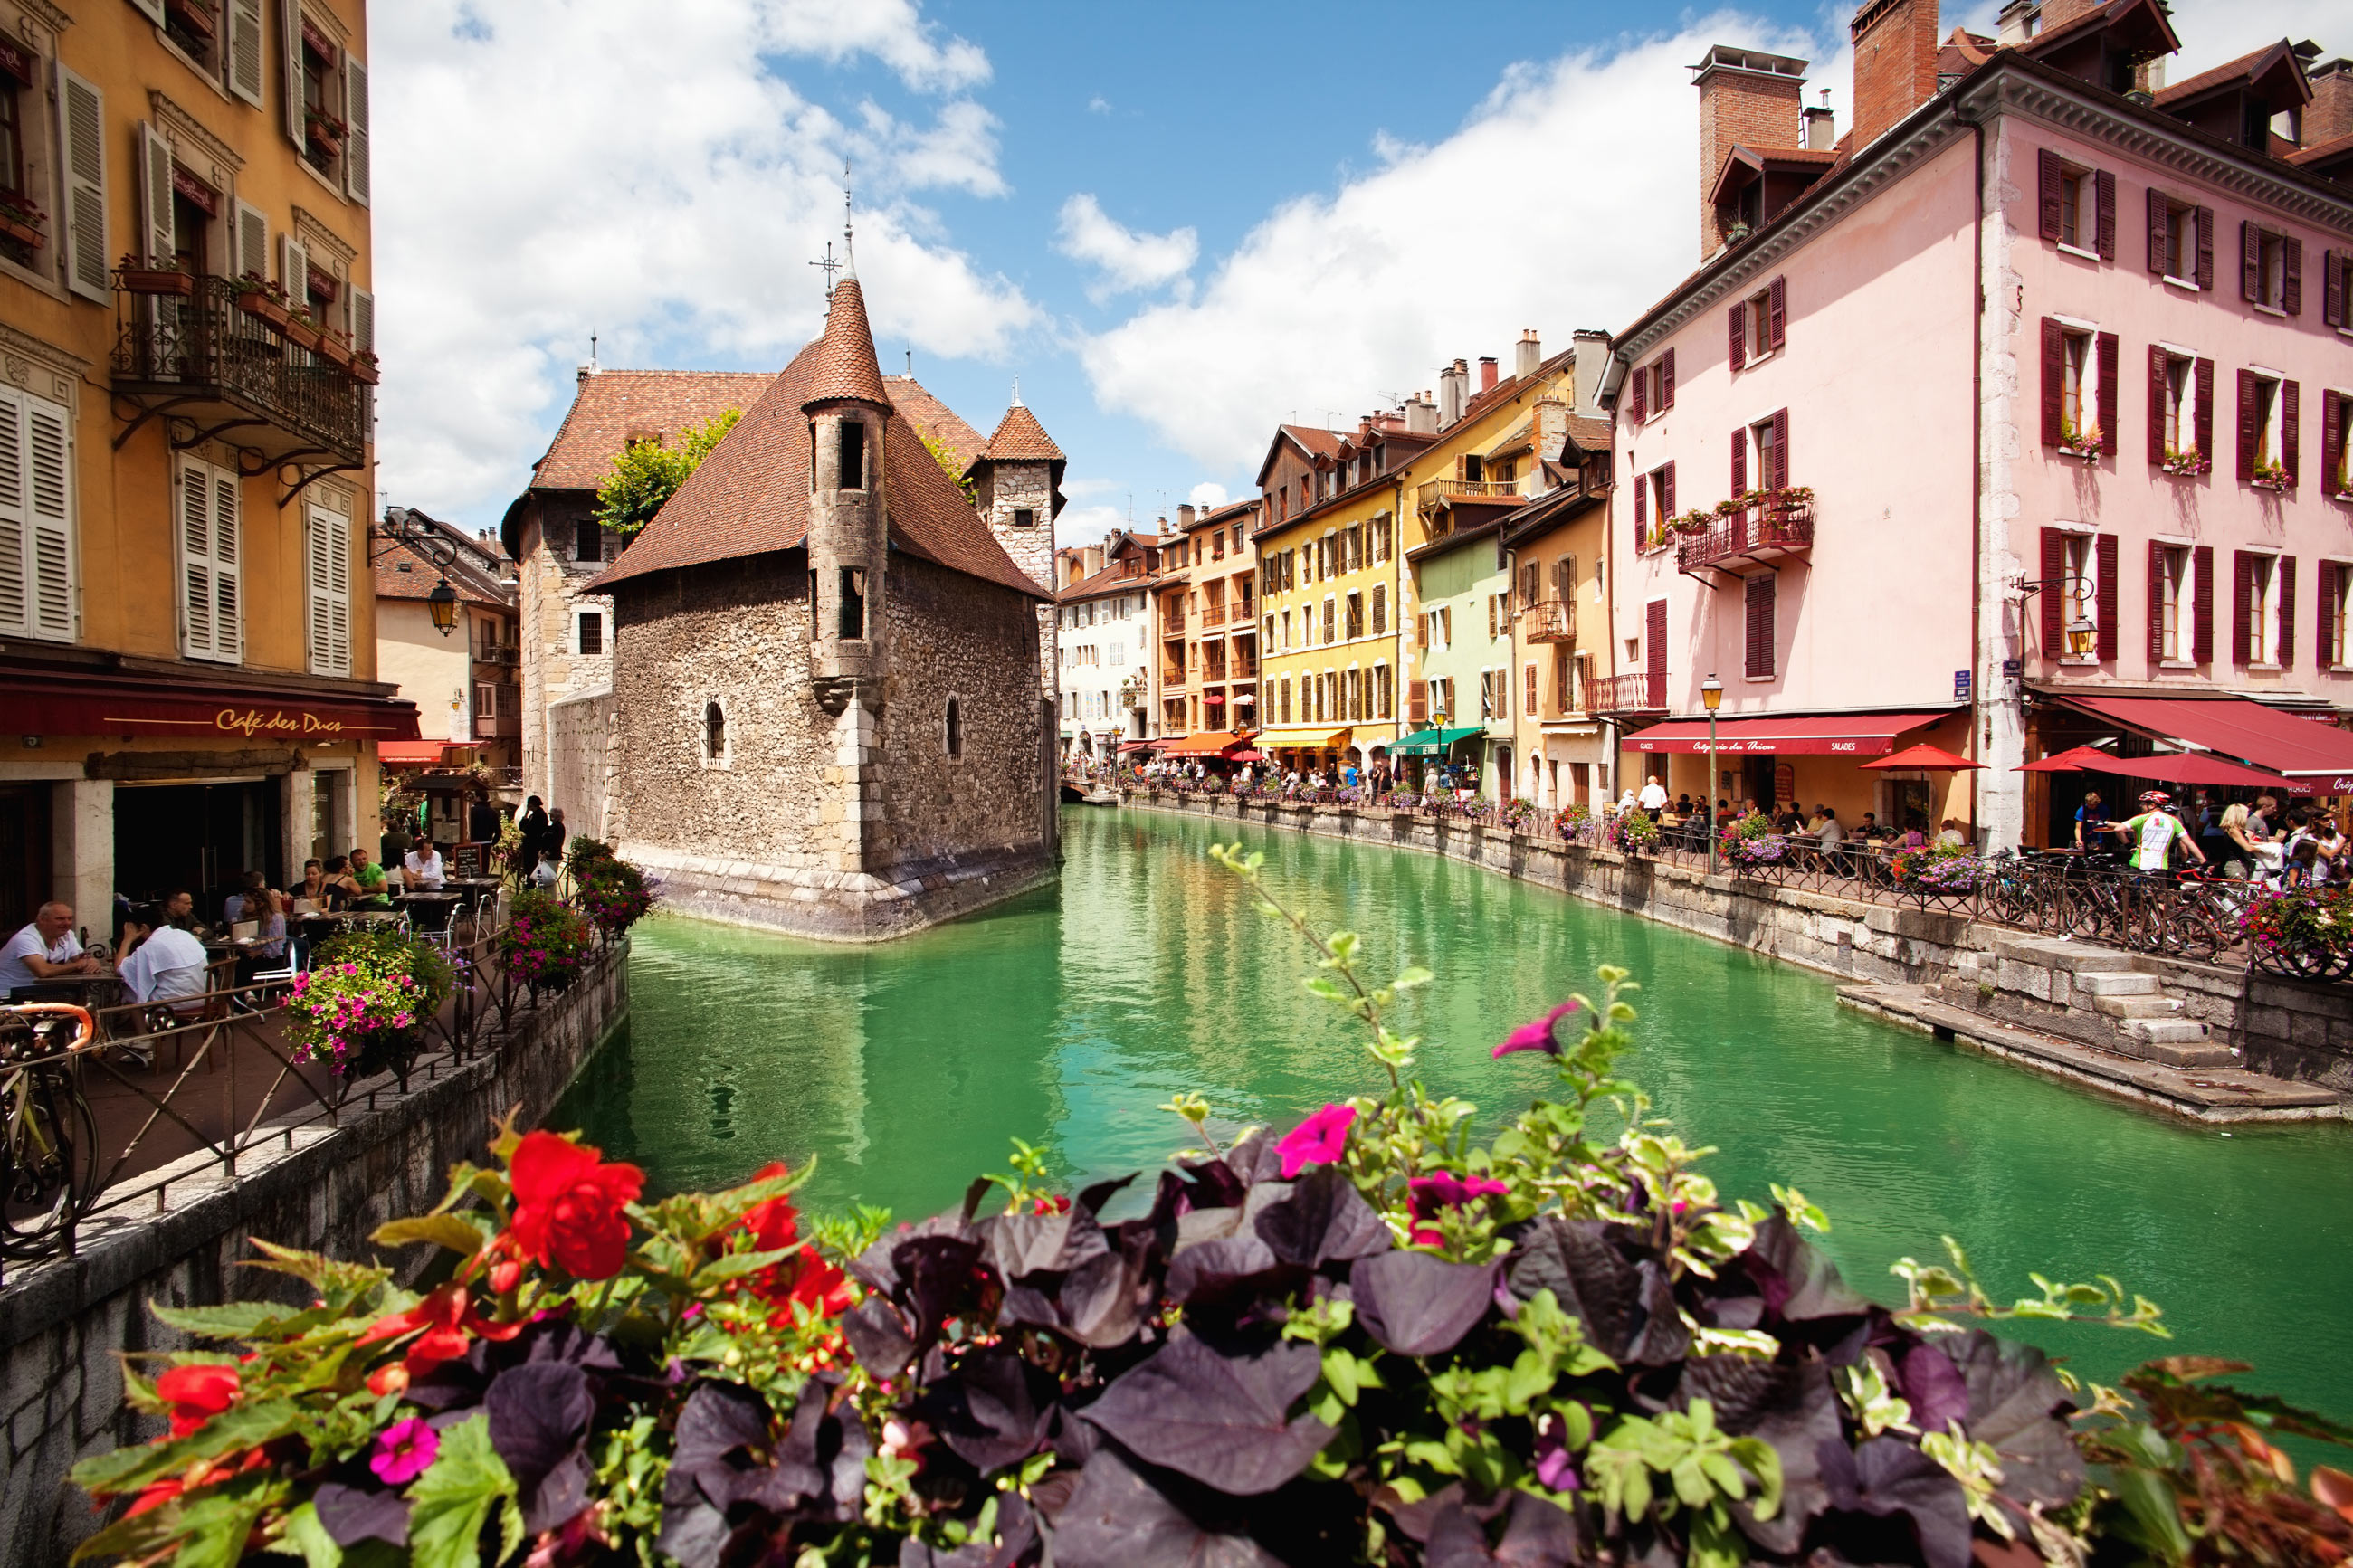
[380,740,465,765]
[1258,727,1352,750]
[0,670,423,742]
[1117,738,1166,754]
[1627,711,1953,755]
[1390,726,1484,756]
[1162,729,1255,757]
[2055,693,2353,787]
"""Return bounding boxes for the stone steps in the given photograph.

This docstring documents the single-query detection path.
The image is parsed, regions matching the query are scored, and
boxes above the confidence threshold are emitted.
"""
[2076,970,2160,998]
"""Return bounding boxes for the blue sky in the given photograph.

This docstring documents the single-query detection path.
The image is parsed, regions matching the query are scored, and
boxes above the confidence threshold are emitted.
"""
[373,0,2321,545]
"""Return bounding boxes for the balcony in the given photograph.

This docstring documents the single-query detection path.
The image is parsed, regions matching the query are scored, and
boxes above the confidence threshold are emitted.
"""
[474,644,521,667]
[1415,477,1521,515]
[1676,496,1815,578]
[1519,598,1574,643]
[110,273,372,466]
[1202,603,1226,627]
[1162,668,1186,688]
[473,712,521,739]
[1584,672,1667,716]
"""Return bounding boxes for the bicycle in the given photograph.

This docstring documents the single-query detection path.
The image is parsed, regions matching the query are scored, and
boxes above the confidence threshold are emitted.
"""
[0,1003,97,1258]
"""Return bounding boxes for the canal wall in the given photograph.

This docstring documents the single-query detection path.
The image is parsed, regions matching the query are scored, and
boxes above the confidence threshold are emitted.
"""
[0,946,631,1568]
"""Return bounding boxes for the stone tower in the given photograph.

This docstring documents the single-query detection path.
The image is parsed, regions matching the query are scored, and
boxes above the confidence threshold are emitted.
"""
[967,394,1065,695]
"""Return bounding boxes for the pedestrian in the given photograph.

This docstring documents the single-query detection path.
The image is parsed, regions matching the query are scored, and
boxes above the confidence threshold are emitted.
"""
[548,806,570,863]
[518,794,549,870]
[1638,774,1669,813]
[2110,790,2206,874]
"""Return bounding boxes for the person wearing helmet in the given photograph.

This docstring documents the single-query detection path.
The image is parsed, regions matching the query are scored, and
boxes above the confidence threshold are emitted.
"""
[2110,790,2206,873]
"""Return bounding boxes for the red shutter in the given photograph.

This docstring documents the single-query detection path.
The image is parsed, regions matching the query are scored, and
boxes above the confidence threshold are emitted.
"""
[2096,532,2119,660]
[2039,318,2063,448]
[1646,598,1668,708]
[2195,357,2215,461]
[1632,365,1647,423]
[2237,368,2258,480]
[2327,250,2347,329]
[2326,392,2344,496]
[1767,276,1786,349]
[1730,425,1746,496]
[2040,527,2065,647]
[1634,467,1647,546]
[2147,344,2167,466]
[2145,185,2167,273]
[2283,238,2302,316]
[2282,380,2301,488]
[2193,546,2215,663]
[2096,331,2118,454]
[1409,680,1428,726]
[1771,408,1789,488]
[2147,539,2166,663]
[1661,348,1675,410]
[2037,147,2062,241]
[1745,574,1775,678]
[1729,300,1747,372]
[2323,565,2341,669]
[2233,550,2253,664]
[2195,206,2215,290]
[2281,556,2298,669]
[1662,461,1676,517]
[2094,168,2116,261]
[2242,220,2262,301]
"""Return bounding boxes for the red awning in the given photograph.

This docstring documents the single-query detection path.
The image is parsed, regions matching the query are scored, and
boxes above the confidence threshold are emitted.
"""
[379,740,462,765]
[1628,711,1952,755]
[1117,738,1166,754]
[0,671,422,743]
[1163,729,1254,756]
[2058,694,2353,787]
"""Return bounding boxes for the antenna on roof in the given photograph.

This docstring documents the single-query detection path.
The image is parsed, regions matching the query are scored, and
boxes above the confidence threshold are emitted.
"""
[587,332,598,371]
[905,349,913,375]
[841,161,857,279]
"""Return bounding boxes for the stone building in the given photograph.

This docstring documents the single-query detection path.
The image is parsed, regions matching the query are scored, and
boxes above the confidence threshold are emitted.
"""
[590,278,1058,940]
[963,399,1066,695]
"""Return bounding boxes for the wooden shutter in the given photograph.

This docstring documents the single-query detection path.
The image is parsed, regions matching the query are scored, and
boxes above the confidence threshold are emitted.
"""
[2094,169,2116,261]
[2327,393,2344,496]
[2039,318,2063,447]
[2145,186,2168,273]
[2193,546,2215,663]
[1728,300,1746,371]
[1631,368,1646,423]
[281,0,308,144]
[2146,540,2166,661]
[1633,469,1646,545]
[2096,332,2118,454]
[1744,574,1774,678]
[226,0,265,106]
[1661,348,1675,410]
[2195,357,2214,461]
[2146,345,2167,465]
[2283,238,2301,316]
[2040,527,2065,646]
[1767,276,1786,349]
[2282,381,2300,488]
[280,231,309,306]
[138,121,174,268]
[2328,250,2348,329]
[1770,409,1789,489]
[1730,426,1746,496]
[349,285,375,356]
[2195,206,2215,291]
[1524,662,1537,716]
[55,66,107,303]
[2095,532,2118,659]
[128,0,164,19]
[0,392,24,635]
[1645,599,1667,680]
[234,200,268,283]
[176,459,241,663]
[2280,556,2298,669]
[2324,565,2343,669]
[1662,461,1675,517]
[1488,596,1497,639]
[2236,369,2257,480]
[2037,147,2062,241]
[24,396,69,641]
[344,53,370,206]
[2242,221,2262,302]
[2233,550,2253,664]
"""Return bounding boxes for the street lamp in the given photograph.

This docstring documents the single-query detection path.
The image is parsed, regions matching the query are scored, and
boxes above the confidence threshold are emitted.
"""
[2064,613,2096,660]
[1701,673,1724,874]
[427,577,459,637]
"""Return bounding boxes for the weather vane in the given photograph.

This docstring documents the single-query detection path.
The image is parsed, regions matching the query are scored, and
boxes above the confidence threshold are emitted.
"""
[810,242,840,302]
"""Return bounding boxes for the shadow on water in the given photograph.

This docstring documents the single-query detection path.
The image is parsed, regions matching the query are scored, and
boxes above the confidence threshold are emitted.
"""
[557,806,2353,1418]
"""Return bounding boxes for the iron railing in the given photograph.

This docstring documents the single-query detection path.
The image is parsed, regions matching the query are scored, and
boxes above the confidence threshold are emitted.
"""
[1584,671,1667,715]
[1677,499,1815,575]
[1519,598,1574,642]
[111,273,371,462]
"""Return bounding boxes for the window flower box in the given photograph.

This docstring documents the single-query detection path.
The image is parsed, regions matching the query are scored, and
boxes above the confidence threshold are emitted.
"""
[1670,508,1714,536]
[305,112,346,157]
[0,215,41,250]
[350,351,380,385]
[2252,461,2291,493]
[164,0,218,38]
[235,276,291,330]
[282,316,323,351]
[119,258,193,295]
[316,333,355,370]
[2057,422,2103,459]
[2160,448,2209,477]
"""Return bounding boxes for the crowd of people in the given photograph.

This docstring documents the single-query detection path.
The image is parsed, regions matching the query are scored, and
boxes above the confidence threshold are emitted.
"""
[2072,787,2348,888]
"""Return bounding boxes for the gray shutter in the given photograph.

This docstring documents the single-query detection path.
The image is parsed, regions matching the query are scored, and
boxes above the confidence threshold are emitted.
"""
[227,0,266,107]
[281,0,307,145]
[25,396,71,640]
[177,460,215,659]
[0,391,25,633]
[235,200,268,283]
[211,465,242,661]
[279,230,309,306]
[348,284,373,353]
[305,504,349,675]
[342,53,369,206]
[138,121,175,268]
[128,0,165,21]
[55,66,108,302]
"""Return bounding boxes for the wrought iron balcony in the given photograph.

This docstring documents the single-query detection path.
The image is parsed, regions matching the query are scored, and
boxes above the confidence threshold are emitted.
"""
[110,272,371,466]
[1676,496,1815,577]
[1519,598,1574,643]
[1583,671,1667,716]
[473,712,521,739]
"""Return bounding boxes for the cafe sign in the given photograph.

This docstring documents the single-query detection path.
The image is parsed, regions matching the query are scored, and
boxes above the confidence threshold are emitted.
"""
[0,676,421,742]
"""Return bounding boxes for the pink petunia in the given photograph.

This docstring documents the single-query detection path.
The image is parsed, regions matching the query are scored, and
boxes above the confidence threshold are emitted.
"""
[370,1416,439,1486]
[1406,1170,1510,1245]
[1492,1001,1580,1059]
[1275,1104,1356,1178]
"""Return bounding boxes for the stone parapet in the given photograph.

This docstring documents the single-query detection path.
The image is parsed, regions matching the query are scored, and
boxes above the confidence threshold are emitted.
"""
[629,840,1057,943]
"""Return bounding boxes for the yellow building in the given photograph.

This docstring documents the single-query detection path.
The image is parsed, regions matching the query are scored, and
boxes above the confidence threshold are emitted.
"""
[0,0,402,933]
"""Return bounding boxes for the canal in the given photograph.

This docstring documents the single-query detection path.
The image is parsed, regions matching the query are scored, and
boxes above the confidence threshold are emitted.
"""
[559,805,2353,1417]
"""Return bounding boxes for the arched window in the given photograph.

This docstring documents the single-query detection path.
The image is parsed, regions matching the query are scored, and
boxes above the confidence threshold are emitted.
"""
[703,700,728,765]
[945,696,963,758]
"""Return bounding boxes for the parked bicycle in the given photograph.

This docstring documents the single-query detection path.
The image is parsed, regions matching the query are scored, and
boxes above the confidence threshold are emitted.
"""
[1,1003,97,1258]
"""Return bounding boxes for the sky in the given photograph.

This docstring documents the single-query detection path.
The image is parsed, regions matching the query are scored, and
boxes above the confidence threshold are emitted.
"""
[372,0,2338,549]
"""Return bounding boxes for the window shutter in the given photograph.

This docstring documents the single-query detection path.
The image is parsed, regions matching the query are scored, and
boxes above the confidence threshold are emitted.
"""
[0,394,21,634]
[1767,276,1786,349]
[2283,237,2301,316]
[176,459,243,662]
[2324,564,2342,669]
[1770,408,1789,489]
[226,0,265,106]
[2146,539,2165,662]
[348,285,373,354]
[1409,680,1427,726]
[138,121,174,269]
[1645,599,1667,679]
[2095,532,2118,660]
[2233,550,2253,664]
[2327,393,2344,495]
[2040,527,2065,646]
[1744,573,1774,678]
[1728,300,1746,371]
[1662,461,1675,517]
[1633,470,1646,545]
[1631,366,1647,423]
[213,467,241,661]
[2146,345,2167,465]
[2282,380,2300,488]
[2096,332,2118,454]
[1488,596,1496,639]
[305,507,332,673]
[281,0,307,145]
[2195,357,2214,459]
[344,53,370,206]
[2039,318,2063,447]
[2236,368,2257,480]
[25,397,69,641]
[2094,169,2116,261]
[2193,546,2214,663]
[2241,221,2261,302]
[1661,348,1676,409]
[55,66,108,303]
[2280,556,2298,669]
[2037,147,2062,241]
[128,0,164,20]
[2329,250,2348,329]
[280,231,309,304]
[1730,426,1746,496]
[2145,186,2167,273]
[2195,206,2215,291]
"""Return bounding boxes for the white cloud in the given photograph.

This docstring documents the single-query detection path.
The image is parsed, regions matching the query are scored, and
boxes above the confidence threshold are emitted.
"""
[1087,94,1111,115]
[1054,194,1199,302]
[1055,502,1132,548]
[1187,481,1231,509]
[372,0,1035,521]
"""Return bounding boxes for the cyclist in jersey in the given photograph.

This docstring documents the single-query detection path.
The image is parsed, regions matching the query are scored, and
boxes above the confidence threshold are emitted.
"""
[2110,790,2207,873]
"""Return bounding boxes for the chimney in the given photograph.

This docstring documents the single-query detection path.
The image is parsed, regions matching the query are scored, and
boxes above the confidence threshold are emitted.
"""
[1405,393,1438,435]
[1849,0,1940,152]
[1478,356,1500,394]
[1692,45,1810,257]
[1085,545,1106,577]
[1438,361,1466,427]
[1178,503,1196,529]
[1532,398,1569,470]
[1803,93,1835,148]
[1514,329,1542,380]
[1994,0,2035,46]
[1570,330,1612,421]
[2034,0,2098,31]
[2310,59,2353,146]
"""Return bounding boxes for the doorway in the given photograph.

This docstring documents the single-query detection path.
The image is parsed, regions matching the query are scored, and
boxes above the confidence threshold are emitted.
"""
[0,784,52,932]
[114,781,281,919]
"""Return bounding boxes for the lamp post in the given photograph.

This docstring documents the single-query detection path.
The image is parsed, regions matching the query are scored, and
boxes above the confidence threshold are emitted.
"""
[1701,673,1724,874]
[426,578,459,636]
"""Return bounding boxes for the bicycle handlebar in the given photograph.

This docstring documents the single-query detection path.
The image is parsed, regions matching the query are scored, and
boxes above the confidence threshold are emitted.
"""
[0,1003,96,1056]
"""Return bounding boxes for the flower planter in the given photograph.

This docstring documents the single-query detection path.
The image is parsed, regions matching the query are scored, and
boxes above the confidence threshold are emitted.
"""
[2058,445,2101,461]
[316,337,355,370]
[2253,477,2290,494]
[237,290,290,330]
[283,318,323,351]
[122,267,194,296]
[0,215,44,251]
[166,0,218,35]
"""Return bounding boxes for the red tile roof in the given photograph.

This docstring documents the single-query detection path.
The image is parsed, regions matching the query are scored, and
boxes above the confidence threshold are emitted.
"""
[531,371,776,491]
[2153,40,2306,109]
[801,278,891,407]
[884,375,986,471]
[1939,26,1994,75]
[1059,560,1158,602]
[2288,128,2353,169]
[373,534,510,608]
[975,403,1064,464]
[590,334,1046,600]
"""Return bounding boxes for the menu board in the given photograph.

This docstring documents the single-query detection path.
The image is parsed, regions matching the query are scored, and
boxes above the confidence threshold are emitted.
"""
[452,845,484,878]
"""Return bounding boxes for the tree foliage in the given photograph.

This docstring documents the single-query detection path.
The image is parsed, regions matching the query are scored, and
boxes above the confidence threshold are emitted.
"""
[591,409,742,537]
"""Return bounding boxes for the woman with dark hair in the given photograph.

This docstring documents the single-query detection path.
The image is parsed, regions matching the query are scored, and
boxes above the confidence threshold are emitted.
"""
[517,795,550,874]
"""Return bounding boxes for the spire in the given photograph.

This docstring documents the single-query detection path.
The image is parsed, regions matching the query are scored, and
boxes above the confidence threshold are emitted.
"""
[840,161,857,280]
[976,402,1064,465]
[1010,375,1023,408]
[802,276,891,409]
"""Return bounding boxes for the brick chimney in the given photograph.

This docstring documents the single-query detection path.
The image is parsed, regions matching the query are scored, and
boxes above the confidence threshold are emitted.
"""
[1532,397,1569,468]
[1478,356,1500,394]
[1850,0,1941,152]
[1177,503,1196,528]
[2035,0,2099,31]
[1693,45,1810,257]
[1804,95,1836,148]
[2310,59,2353,145]
[1514,329,1542,379]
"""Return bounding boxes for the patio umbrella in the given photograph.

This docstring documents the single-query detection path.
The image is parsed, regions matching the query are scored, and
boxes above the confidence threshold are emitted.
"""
[1862,742,1984,771]
[2015,746,2119,772]
[2100,751,2298,790]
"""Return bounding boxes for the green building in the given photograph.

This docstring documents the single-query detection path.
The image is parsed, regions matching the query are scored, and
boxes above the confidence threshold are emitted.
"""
[1404,520,1515,798]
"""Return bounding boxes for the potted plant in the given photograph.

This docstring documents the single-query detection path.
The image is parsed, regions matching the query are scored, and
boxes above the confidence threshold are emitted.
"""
[165,0,217,37]
[281,927,454,1098]
[2161,446,2209,478]
[117,253,192,296]
[314,328,355,369]
[2252,457,2291,492]
[2058,420,2104,458]
[234,271,290,329]
[1670,508,1714,536]
[0,193,45,251]
[2241,886,2353,980]
[1711,496,1747,520]
[350,348,380,385]
[304,109,347,157]
[281,305,323,351]
[495,888,595,991]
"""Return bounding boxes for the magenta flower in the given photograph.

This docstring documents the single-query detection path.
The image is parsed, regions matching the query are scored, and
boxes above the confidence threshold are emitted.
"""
[1406,1170,1510,1245]
[1276,1103,1356,1178]
[1532,1410,1581,1491]
[1492,1001,1580,1059]
[370,1416,439,1486]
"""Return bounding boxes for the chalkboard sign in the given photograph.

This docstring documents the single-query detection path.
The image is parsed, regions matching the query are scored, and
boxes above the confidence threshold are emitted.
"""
[452,845,483,878]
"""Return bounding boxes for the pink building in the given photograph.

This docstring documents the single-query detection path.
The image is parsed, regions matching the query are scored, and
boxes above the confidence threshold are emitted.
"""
[1603,0,2353,846]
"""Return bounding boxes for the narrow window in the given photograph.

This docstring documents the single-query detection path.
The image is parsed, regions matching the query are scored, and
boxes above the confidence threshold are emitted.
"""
[1012,508,1034,527]
[945,696,962,757]
[574,518,602,562]
[704,701,726,762]
[2060,330,2090,440]
[2161,355,2189,458]
[577,611,604,655]
[2159,546,2189,662]
[2165,202,2193,280]
[2058,167,2084,249]
[838,565,866,640]
[838,418,865,490]
[808,570,820,641]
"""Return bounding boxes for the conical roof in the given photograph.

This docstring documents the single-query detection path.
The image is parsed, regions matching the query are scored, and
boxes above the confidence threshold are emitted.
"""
[975,402,1064,465]
[801,278,891,409]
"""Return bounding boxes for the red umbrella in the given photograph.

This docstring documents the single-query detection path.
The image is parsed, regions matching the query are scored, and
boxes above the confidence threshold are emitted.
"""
[2015,746,2119,773]
[1862,742,1985,771]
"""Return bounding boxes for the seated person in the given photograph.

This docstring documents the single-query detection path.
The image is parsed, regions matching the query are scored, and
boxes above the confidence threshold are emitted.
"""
[318,855,356,911]
[118,899,210,1011]
[0,901,99,997]
[405,839,447,889]
[1896,816,1930,851]
[295,858,331,909]
[1856,812,1881,839]
[347,847,393,909]
[1814,807,1846,849]
[1936,817,1968,849]
[224,870,269,927]
[530,846,562,891]
[1773,805,1803,833]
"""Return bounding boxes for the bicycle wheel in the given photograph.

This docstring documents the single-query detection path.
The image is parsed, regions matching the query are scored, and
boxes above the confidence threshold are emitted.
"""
[2,1069,96,1256]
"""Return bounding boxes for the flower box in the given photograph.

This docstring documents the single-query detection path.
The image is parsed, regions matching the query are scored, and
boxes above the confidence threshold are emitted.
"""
[2160,451,2210,477]
[121,265,193,296]
[316,335,355,370]
[2253,474,2290,494]
[283,318,323,351]
[349,356,379,385]
[165,0,217,36]
[0,214,43,251]
[236,290,289,330]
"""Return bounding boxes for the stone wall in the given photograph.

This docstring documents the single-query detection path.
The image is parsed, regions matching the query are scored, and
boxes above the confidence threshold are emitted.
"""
[975,459,1058,696]
[2235,975,2353,1089]
[548,690,618,841]
[0,950,630,1568]
[516,492,617,802]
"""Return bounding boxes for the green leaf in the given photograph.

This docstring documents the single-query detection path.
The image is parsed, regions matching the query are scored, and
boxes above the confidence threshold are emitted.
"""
[148,1300,304,1340]
[372,1214,491,1256]
[1391,966,1434,991]
[406,1414,520,1568]
[277,1502,343,1568]
[171,1474,287,1568]
[688,1245,795,1288]
[71,1400,303,1497]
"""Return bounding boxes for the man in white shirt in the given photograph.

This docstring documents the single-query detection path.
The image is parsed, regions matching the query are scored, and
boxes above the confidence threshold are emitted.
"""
[405,841,447,889]
[0,903,97,996]
[1815,807,1847,850]
[1637,775,1670,813]
[118,903,211,1010]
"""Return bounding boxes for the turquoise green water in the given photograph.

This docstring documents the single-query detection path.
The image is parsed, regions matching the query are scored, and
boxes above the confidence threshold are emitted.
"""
[558,807,2353,1418]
